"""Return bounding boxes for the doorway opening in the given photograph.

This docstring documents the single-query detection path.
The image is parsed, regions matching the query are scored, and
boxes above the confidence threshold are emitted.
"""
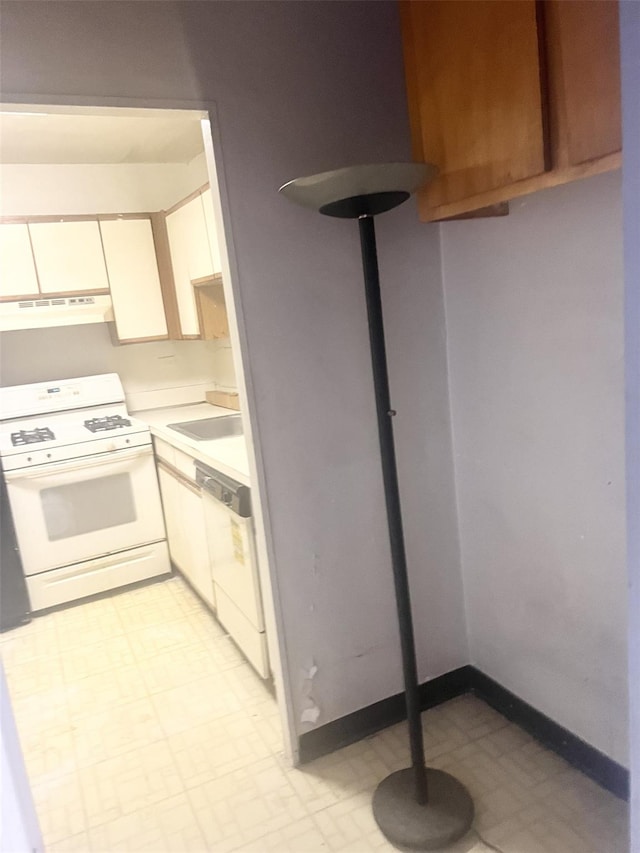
[0,102,295,845]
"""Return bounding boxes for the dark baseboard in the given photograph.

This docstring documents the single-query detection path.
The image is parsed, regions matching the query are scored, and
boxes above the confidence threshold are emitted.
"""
[298,664,629,800]
[467,667,629,800]
[298,665,472,764]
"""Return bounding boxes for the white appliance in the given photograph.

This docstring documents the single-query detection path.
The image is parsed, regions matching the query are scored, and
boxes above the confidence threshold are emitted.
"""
[0,294,114,332]
[195,461,269,678]
[0,373,170,611]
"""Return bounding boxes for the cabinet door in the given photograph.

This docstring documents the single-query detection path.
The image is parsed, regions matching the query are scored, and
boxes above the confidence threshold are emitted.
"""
[29,221,109,294]
[182,195,214,282]
[0,224,39,298]
[157,463,215,609]
[157,467,188,573]
[165,205,201,337]
[201,189,222,276]
[545,0,621,167]
[401,0,548,214]
[100,218,168,342]
[179,483,215,609]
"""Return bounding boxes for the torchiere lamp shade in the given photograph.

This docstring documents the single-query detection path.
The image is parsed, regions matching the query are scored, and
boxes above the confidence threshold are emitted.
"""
[278,162,437,218]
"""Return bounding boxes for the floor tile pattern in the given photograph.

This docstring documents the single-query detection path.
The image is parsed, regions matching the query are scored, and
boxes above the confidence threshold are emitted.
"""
[1,576,629,852]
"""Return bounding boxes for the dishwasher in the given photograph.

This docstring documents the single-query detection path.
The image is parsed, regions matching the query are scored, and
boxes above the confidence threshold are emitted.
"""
[195,461,269,678]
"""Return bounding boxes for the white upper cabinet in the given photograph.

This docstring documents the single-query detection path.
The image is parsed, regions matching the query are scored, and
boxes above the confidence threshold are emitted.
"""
[0,224,39,297]
[201,189,222,276]
[100,218,168,342]
[29,221,109,294]
[164,188,226,338]
[181,195,213,282]
[165,204,201,337]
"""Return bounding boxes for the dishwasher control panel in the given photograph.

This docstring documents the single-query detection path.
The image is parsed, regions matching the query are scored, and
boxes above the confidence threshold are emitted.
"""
[195,462,252,517]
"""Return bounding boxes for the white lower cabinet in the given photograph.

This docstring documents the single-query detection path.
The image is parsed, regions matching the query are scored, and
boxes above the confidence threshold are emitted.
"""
[157,463,215,609]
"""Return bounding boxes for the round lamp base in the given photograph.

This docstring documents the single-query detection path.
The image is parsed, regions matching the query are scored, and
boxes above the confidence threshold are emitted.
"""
[372,768,474,851]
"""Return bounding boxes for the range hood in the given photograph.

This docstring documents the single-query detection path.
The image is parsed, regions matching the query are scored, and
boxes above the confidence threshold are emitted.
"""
[0,295,114,332]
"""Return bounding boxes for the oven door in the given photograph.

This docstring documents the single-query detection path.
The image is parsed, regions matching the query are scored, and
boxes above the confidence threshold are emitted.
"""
[4,445,166,575]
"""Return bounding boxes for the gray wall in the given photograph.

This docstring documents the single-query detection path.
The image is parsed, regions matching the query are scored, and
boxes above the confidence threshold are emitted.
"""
[441,172,627,763]
[0,1,467,734]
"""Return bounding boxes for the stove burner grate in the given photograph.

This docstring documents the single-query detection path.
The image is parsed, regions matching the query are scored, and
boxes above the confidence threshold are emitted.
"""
[11,427,56,446]
[84,415,132,433]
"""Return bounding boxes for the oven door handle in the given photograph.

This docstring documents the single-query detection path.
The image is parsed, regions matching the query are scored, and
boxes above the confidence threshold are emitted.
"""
[3,445,153,482]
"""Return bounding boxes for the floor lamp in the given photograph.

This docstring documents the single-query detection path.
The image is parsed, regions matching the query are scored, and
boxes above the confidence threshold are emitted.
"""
[279,164,474,850]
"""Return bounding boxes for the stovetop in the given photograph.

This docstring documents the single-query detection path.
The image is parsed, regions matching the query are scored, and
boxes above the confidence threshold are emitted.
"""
[0,407,150,458]
[10,427,56,447]
[0,375,152,463]
[84,415,132,433]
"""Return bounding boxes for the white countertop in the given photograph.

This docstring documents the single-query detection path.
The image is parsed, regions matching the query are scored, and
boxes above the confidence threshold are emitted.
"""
[132,402,251,487]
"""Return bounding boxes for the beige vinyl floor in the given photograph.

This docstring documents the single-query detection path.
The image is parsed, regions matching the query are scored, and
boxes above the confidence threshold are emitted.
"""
[0,575,629,853]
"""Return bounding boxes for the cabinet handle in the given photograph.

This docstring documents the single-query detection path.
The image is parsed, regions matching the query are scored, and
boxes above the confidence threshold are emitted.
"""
[156,457,201,495]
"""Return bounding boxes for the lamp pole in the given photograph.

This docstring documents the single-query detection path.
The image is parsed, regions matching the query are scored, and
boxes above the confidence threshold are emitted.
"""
[358,212,428,804]
[280,163,474,850]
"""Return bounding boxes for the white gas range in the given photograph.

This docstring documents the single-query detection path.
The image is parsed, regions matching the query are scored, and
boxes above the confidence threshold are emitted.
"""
[0,374,171,612]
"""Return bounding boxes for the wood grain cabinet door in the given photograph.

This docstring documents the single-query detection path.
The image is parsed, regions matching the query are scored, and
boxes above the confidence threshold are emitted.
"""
[401,0,549,218]
[544,0,621,168]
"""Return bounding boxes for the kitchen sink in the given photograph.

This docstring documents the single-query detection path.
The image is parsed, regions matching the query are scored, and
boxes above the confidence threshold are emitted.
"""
[167,414,243,442]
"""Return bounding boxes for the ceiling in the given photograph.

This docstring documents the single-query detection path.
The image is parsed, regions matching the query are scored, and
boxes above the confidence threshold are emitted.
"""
[0,110,205,164]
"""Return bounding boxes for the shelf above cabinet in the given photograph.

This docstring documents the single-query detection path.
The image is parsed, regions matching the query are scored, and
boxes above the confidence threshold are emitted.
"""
[192,274,229,340]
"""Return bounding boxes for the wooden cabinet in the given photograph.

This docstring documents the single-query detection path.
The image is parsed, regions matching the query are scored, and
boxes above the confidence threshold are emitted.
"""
[100,218,168,343]
[403,0,547,209]
[157,460,215,609]
[28,220,110,293]
[401,0,622,222]
[0,224,39,298]
[544,0,621,168]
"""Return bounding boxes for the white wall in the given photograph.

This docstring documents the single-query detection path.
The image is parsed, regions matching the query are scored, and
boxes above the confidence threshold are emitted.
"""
[0,324,235,406]
[1,162,190,215]
[441,171,627,763]
[1,156,208,216]
[0,0,467,736]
